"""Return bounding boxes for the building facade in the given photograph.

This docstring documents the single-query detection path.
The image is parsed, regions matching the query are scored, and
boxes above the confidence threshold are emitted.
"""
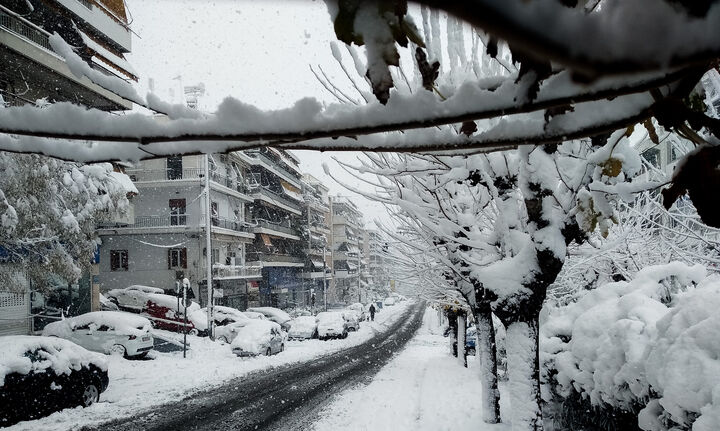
[0,0,135,335]
[329,197,365,304]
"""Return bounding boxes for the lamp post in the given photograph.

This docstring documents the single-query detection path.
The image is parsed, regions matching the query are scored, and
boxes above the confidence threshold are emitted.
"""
[204,154,214,340]
[182,277,190,358]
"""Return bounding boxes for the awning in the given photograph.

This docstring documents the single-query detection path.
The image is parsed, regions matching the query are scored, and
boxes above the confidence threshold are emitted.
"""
[347,263,358,271]
[248,281,260,291]
[311,259,325,270]
[260,234,273,247]
[310,233,326,243]
[280,181,304,202]
[78,29,137,79]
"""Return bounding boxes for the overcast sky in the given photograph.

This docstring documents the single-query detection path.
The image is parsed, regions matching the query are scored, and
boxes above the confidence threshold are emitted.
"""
[125,0,391,227]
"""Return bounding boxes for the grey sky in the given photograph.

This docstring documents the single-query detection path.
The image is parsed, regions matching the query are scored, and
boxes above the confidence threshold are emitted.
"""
[125,0,390,227]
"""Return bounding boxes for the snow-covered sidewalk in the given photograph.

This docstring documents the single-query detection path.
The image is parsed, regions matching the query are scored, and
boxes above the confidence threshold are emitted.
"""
[6,303,411,431]
[311,308,511,431]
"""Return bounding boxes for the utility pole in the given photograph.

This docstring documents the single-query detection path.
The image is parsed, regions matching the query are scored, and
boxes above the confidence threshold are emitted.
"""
[204,154,214,340]
[322,243,327,312]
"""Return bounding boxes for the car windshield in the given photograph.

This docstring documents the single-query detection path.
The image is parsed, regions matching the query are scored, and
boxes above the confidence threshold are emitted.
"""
[3,2,719,429]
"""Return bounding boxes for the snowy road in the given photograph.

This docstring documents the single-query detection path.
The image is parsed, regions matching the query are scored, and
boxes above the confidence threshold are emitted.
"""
[90,302,425,431]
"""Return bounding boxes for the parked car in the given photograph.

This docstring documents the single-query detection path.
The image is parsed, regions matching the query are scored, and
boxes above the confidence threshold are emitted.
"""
[230,320,285,357]
[142,293,205,335]
[342,310,361,331]
[383,297,396,306]
[466,326,477,356]
[42,311,154,359]
[0,336,109,426]
[316,311,348,340]
[242,311,267,320]
[288,316,318,340]
[246,307,292,331]
[215,321,251,344]
[348,302,367,321]
[106,285,165,312]
[205,306,252,326]
[99,293,119,311]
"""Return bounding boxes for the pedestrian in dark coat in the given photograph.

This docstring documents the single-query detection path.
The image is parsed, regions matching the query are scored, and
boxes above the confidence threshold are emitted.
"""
[369,304,376,321]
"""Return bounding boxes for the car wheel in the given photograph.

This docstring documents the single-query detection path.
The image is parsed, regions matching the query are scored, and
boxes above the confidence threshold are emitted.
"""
[266,347,272,356]
[188,329,199,336]
[342,331,348,339]
[79,382,100,407]
[110,344,126,357]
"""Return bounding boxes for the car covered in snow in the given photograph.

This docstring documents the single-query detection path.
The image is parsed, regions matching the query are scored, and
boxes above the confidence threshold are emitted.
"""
[383,297,396,306]
[42,311,154,359]
[342,310,361,331]
[242,311,267,320]
[288,316,318,340]
[0,336,109,426]
[246,307,292,331]
[106,285,165,312]
[214,321,250,344]
[142,293,204,335]
[465,326,477,356]
[316,311,348,340]
[205,305,252,327]
[230,320,285,357]
[347,303,367,321]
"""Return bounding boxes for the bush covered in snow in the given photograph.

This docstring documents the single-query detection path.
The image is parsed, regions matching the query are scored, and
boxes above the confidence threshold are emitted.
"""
[540,262,720,430]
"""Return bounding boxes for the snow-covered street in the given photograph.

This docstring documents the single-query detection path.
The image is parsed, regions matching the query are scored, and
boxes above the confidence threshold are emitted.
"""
[5,303,412,431]
[311,308,511,431]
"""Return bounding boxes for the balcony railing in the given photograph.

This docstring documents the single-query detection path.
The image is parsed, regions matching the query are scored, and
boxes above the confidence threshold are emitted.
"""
[246,252,304,264]
[245,151,301,186]
[252,219,298,236]
[0,6,54,52]
[211,264,262,279]
[125,168,204,182]
[248,184,301,210]
[201,216,252,233]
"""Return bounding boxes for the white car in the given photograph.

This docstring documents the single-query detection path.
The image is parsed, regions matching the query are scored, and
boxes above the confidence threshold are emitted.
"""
[316,312,348,340]
[230,320,285,357]
[288,316,318,340]
[106,285,165,312]
[342,310,361,331]
[383,297,396,306]
[348,302,367,321]
[243,311,267,320]
[246,307,292,331]
[204,306,252,326]
[42,311,154,359]
[215,321,250,344]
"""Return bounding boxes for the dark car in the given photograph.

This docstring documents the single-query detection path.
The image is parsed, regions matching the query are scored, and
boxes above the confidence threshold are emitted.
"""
[465,326,477,356]
[0,336,109,427]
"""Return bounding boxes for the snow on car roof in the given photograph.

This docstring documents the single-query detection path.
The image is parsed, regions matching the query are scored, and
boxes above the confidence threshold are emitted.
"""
[42,311,151,338]
[203,306,251,323]
[289,316,317,334]
[127,285,164,293]
[0,335,107,386]
[243,311,267,320]
[246,307,292,323]
[146,293,200,313]
[316,311,345,322]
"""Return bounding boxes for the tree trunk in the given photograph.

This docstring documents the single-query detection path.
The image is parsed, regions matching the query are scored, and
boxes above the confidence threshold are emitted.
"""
[505,318,543,431]
[475,304,501,424]
[457,313,467,368]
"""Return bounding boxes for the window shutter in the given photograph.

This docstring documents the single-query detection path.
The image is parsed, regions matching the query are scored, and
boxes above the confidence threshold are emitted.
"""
[181,248,187,269]
[167,249,171,269]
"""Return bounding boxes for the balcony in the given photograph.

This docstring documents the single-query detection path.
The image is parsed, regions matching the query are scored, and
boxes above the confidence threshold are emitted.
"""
[245,151,302,188]
[0,7,53,52]
[125,168,204,182]
[246,252,304,267]
[252,219,300,238]
[211,264,262,279]
[130,214,187,228]
[248,184,302,214]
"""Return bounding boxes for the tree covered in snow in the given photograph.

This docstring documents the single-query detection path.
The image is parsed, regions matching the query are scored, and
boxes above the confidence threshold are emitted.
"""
[0,150,132,293]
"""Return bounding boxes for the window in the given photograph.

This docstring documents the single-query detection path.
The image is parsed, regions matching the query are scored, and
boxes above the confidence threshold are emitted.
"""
[642,148,660,168]
[110,250,128,271]
[167,156,183,180]
[203,247,220,264]
[169,199,186,225]
[168,248,187,269]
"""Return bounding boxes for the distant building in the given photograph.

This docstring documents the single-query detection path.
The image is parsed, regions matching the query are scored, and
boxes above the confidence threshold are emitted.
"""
[0,0,135,335]
[300,174,333,309]
[329,196,365,303]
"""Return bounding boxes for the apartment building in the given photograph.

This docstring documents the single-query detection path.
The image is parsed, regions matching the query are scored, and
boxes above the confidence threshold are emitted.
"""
[0,0,135,335]
[364,229,391,300]
[330,196,365,303]
[300,174,333,308]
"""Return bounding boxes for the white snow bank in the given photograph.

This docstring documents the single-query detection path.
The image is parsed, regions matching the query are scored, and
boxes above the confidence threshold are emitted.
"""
[0,335,107,386]
[541,262,706,411]
[640,276,720,431]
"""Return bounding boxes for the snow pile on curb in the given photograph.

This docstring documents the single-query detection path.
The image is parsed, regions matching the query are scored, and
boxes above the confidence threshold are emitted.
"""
[541,262,720,430]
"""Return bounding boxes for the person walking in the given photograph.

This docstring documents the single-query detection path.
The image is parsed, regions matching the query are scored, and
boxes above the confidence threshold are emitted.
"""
[369,303,376,321]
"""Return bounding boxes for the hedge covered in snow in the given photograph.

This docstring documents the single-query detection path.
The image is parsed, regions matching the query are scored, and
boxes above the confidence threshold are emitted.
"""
[540,262,720,431]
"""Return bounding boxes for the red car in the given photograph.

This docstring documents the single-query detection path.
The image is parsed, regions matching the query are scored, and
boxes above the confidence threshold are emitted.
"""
[141,293,207,336]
